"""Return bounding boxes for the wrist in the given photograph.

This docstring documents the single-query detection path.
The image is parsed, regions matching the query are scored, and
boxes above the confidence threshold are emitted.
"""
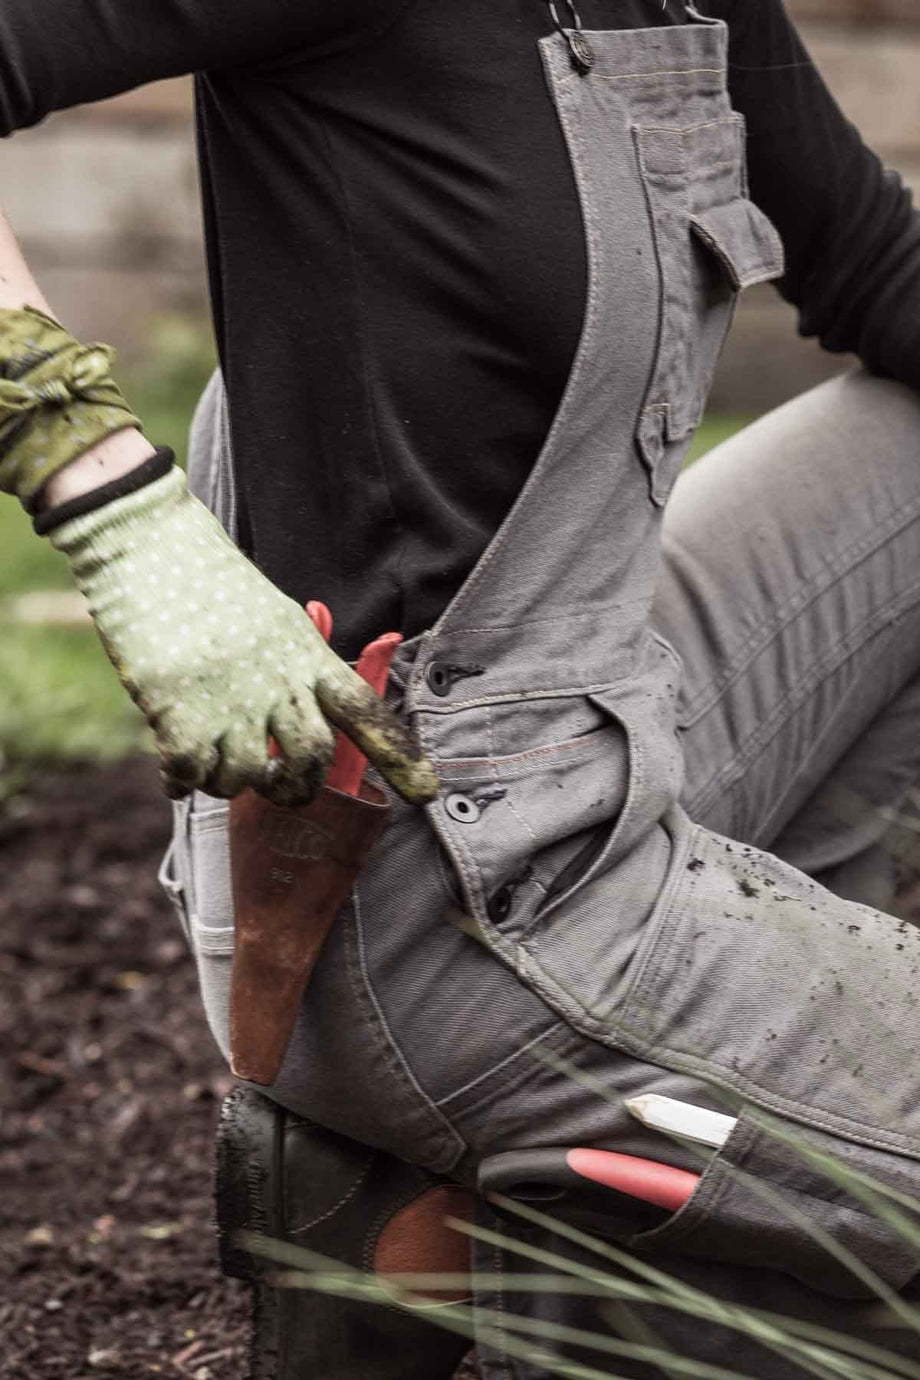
[38,428,156,509]
[34,445,176,537]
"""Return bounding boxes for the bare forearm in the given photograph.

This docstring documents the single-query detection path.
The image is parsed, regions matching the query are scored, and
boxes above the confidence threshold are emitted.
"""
[0,206,155,507]
[0,206,54,314]
[40,428,157,507]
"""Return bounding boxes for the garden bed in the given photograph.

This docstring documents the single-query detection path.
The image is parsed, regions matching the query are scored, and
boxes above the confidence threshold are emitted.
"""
[0,757,250,1378]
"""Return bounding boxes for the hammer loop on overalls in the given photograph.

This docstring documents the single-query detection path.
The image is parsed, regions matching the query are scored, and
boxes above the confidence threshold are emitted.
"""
[545,0,595,74]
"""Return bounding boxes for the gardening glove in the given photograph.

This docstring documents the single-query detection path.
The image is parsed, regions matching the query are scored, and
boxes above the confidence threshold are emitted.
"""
[47,465,440,807]
[0,306,139,507]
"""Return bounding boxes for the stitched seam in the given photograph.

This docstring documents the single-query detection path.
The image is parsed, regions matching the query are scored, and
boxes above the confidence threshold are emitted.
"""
[415,661,661,713]
[436,1023,566,1109]
[679,492,920,725]
[496,794,540,844]
[631,1145,735,1254]
[532,696,649,929]
[445,1028,585,1124]
[611,821,695,1026]
[753,637,905,845]
[418,716,488,919]
[423,60,601,641]
[681,521,910,723]
[638,115,741,135]
[690,214,779,283]
[728,61,815,73]
[424,728,485,915]
[434,741,609,786]
[351,890,465,1165]
[436,724,611,765]
[486,718,536,847]
[595,66,725,81]
[441,595,646,635]
[688,578,920,817]
[288,1156,375,1236]
[627,1035,920,1161]
[419,686,623,712]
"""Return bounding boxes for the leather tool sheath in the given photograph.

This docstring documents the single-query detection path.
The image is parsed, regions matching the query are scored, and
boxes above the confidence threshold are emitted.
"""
[227,780,391,1085]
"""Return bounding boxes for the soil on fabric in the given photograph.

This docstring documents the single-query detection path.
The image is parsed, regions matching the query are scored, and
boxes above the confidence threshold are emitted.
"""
[0,757,250,1379]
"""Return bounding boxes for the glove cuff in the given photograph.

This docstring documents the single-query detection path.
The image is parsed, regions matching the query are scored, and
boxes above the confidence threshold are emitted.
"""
[0,306,141,505]
[33,446,175,536]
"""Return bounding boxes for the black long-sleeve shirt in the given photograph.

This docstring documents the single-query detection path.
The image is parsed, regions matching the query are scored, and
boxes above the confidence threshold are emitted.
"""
[3,0,919,656]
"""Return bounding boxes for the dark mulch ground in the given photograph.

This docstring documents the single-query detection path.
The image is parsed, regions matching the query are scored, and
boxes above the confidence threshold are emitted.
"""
[0,757,250,1379]
[5,756,918,1379]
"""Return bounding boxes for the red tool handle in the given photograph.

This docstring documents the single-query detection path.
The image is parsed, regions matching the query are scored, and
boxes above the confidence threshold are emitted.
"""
[566,1148,698,1213]
[268,602,402,793]
[305,599,334,643]
[303,602,403,796]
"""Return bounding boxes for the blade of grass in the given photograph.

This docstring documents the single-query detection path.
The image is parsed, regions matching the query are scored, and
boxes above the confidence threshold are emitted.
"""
[528,1045,920,1331]
[487,1195,920,1380]
[747,1108,920,1240]
[245,1222,914,1380]
[604,1300,686,1380]
[451,1215,870,1380]
[247,1237,775,1380]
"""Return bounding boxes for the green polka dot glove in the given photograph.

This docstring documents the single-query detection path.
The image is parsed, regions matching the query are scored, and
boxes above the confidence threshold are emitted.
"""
[49,465,440,806]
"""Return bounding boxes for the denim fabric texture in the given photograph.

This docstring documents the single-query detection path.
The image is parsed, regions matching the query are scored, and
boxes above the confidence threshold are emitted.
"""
[168,11,920,1375]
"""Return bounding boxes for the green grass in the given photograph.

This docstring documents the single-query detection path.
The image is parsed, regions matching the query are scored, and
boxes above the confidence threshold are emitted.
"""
[0,626,151,762]
[686,413,749,466]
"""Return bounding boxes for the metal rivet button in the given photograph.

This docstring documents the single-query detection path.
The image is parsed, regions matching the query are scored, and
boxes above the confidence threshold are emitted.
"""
[566,30,595,75]
[445,793,481,824]
[426,661,453,697]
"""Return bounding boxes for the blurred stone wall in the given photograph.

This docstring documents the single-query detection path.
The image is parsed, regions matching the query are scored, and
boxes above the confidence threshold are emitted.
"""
[0,80,203,365]
[715,0,920,411]
[0,3,917,405]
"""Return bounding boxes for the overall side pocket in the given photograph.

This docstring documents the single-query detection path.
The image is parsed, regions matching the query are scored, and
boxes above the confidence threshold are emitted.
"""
[184,792,234,1061]
[157,798,192,946]
[628,1109,920,1301]
[634,114,784,505]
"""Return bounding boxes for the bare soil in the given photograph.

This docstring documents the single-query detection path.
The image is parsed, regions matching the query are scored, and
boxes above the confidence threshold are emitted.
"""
[0,757,250,1379]
[8,757,912,1379]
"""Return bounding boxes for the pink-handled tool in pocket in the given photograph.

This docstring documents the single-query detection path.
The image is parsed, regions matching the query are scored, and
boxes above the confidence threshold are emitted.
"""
[478,1146,699,1232]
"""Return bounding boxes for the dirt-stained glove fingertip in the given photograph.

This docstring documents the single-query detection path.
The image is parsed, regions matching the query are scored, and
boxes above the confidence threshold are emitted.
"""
[160,774,193,802]
[388,756,441,806]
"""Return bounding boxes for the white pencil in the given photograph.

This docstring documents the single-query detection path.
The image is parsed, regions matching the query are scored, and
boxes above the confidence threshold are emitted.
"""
[625,1094,736,1150]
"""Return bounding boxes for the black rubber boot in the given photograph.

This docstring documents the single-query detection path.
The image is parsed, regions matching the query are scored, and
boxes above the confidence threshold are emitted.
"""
[216,1086,474,1380]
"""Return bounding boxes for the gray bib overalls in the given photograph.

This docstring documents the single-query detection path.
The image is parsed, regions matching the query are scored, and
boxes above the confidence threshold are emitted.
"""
[167,9,920,1375]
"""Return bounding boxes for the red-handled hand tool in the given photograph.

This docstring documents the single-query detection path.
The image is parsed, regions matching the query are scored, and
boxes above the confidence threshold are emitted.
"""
[266,602,403,796]
[305,602,403,796]
[478,1146,699,1234]
[565,1147,699,1212]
